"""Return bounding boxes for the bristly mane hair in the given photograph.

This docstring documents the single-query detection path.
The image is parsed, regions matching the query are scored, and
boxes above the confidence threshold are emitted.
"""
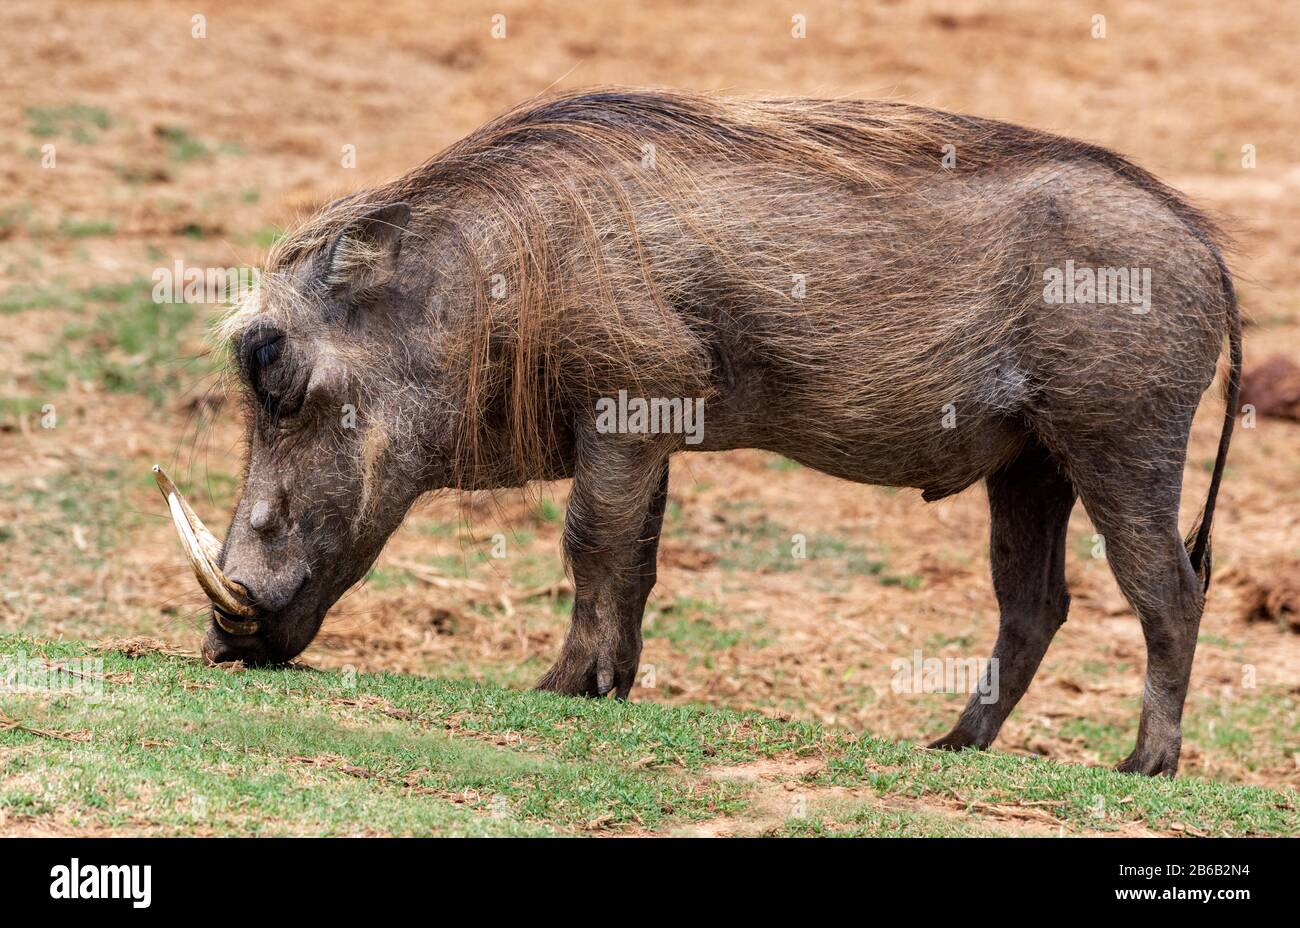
[249,87,1230,491]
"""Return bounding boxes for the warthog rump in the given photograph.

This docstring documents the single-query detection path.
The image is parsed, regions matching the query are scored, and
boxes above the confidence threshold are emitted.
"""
[169,89,1240,776]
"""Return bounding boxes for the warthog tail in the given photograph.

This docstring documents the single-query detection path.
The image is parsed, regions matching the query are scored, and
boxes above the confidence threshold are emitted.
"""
[1184,253,1242,594]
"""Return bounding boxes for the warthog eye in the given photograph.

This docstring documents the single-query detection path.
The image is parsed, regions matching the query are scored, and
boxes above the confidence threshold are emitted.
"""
[254,336,282,370]
[239,327,289,416]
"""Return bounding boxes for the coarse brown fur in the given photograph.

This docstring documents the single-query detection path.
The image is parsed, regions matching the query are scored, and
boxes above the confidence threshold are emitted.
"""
[206,88,1241,777]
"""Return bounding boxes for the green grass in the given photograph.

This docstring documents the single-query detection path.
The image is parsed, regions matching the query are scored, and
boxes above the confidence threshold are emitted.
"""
[764,456,802,472]
[777,802,982,837]
[25,105,111,143]
[644,597,766,665]
[707,503,923,588]
[531,499,564,524]
[0,278,150,315]
[363,566,421,591]
[0,284,81,315]
[0,468,138,567]
[1185,690,1300,774]
[0,461,237,572]
[240,225,285,248]
[156,125,210,162]
[1059,718,1132,763]
[27,276,218,403]
[1,634,1294,837]
[57,216,117,238]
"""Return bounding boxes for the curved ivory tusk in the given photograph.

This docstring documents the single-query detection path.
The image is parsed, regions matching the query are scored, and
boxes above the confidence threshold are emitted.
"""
[153,466,222,563]
[152,465,260,634]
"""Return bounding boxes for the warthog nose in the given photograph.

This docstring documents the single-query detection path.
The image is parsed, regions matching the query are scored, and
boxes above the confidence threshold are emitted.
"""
[224,574,265,612]
[223,569,304,616]
[249,499,274,533]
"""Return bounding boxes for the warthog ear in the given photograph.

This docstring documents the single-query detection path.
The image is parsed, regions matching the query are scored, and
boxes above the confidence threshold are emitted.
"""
[324,203,411,297]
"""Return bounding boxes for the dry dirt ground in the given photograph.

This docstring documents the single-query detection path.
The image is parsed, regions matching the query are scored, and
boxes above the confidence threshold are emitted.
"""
[1,0,1297,791]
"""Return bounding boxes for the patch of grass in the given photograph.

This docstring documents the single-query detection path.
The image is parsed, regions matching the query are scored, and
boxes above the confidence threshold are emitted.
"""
[113,163,171,185]
[174,471,240,510]
[412,518,458,539]
[1197,633,1239,649]
[923,632,975,651]
[1073,532,1105,563]
[717,511,813,572]
[505,548,564,589]
[0,467,139,565]
[1184,690,1299,775]
[0,278,142,316]
[1081,659,1131,678]
[25,105,111,143]
[818,737,1297,837]
[711,505,921,588]
[531,499,564,524]
[56,216,116,238]
[1059,718,1132,764]
[714,511,799,572]
[1,635,1294,837]
[777,802,982,837]
[0,204,35,238]
[0,283,81,314]
[426,553,477,577]
[876,570,924,590]
[156,125,210,162]
[364,566,420,591]
[28,277,216,403]
[149,126,244,164]
[0,398,47,430]
[0,636,745,835]
[251,225,285,248]
[764,456,802,472]
[645,598,756,659]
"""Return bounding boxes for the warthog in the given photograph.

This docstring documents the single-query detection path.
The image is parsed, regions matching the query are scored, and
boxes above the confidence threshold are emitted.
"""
[163,90,1240,776]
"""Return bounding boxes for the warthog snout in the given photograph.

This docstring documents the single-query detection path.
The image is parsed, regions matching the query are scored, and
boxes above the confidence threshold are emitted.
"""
[200,623,268,666]
[156,462,326,666]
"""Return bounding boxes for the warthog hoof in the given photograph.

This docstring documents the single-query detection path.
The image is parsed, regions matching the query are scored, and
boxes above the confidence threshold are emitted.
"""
[1115,746,1180,777]
[927,728,989,752]
[535,640,639,700]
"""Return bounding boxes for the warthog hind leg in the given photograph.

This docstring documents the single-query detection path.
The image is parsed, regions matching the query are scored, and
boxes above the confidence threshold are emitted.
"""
[1071,456,1204,777]
[1039,416,1204,776]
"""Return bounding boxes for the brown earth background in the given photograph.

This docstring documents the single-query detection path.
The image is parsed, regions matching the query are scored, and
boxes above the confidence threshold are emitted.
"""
[1,0,1297,789]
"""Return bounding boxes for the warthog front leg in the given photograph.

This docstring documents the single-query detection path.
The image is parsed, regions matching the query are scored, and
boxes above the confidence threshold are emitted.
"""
[536,437,669,699]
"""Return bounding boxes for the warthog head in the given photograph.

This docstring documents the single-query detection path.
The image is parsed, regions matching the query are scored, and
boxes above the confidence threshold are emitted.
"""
[164,201,460,665]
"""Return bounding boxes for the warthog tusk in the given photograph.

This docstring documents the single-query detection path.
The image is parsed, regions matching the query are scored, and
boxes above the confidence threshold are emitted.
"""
[152,465,260,635]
